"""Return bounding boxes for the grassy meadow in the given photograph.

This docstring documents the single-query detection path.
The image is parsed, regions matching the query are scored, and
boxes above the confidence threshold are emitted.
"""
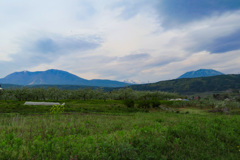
[0,88,240,159]
[0,98,239,160]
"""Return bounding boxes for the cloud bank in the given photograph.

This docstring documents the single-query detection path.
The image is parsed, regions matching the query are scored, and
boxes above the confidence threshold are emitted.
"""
[0,0,240,83]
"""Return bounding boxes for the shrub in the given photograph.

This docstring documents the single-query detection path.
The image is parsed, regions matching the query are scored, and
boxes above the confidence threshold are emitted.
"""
[123,99,135,108]
[159,100,174,106]
[138,100,151,109]
[151,100,161,108]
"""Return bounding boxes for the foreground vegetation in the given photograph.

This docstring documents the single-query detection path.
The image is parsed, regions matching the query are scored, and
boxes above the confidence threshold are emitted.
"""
[0,88,239,159]
[0,109,240,159]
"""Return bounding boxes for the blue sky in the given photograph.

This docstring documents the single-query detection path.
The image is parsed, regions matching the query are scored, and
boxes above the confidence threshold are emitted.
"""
[0,0,240,83]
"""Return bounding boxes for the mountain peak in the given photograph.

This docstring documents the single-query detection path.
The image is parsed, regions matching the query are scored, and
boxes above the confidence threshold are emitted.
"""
[178,69,224,79]
[0,69,129,87]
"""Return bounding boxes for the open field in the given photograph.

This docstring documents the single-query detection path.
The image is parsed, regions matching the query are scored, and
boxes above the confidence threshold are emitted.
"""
[0,99,240,160]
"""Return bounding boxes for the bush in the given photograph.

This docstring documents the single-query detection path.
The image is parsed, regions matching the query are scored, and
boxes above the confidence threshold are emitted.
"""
[138,100,151,109]
[123,99,135,108]
[151,100,161,108]
[159,100,174,106]
[235,97,240,102]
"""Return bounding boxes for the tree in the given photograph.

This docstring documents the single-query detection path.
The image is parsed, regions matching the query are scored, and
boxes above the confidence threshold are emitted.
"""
[47,87,62,101]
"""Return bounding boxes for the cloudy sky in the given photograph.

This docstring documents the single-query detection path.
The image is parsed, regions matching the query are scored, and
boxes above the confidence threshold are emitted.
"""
[1,0,240,83]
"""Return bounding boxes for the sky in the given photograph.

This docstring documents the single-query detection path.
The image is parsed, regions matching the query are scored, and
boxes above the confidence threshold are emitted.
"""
[1,0,240,83]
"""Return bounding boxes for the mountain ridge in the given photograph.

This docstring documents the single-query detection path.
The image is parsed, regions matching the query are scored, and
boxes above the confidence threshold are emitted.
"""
[0,69,129,87]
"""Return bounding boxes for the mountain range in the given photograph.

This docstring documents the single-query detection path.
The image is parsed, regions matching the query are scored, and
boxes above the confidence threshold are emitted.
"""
[0,69,239,93]
[0,69,129,87]
[178,69,224,79]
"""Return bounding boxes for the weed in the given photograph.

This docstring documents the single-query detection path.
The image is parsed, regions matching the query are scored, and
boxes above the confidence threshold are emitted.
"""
[50,105,65,114]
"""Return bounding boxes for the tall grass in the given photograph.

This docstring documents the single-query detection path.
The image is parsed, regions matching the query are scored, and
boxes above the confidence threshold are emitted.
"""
[0,112,239,159]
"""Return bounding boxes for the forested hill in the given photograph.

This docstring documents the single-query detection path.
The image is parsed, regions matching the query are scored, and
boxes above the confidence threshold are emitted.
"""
[130,74,240,93]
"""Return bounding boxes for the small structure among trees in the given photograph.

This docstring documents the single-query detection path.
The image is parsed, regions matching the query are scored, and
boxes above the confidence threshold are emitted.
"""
[24,101,64,106]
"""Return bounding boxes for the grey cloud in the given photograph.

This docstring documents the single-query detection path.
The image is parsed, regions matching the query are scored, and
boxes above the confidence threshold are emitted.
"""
[75,56,117,67]
[70,53,150,73]
[205,30,240,53]
[158,0,240,28]
[147,56,183,68]
[119,53,151,61]
[113,0,240,28]
[21,34,102,62]
[76,1,97,20]
[30,35,102,54]
[0,34,103,77]
[100,56,182,81]
[187,30,240,54]
[112,0,159,20]
[63,53,152,80]
[34,38,57,53]
[0,61,21,78]
[68,53,180,81]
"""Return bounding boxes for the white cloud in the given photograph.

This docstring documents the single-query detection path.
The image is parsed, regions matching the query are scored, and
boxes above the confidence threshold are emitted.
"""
[0,0,239,83]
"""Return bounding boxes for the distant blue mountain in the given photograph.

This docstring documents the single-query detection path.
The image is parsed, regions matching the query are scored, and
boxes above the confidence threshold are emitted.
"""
[0,69,129,87]
[178,69,224,79]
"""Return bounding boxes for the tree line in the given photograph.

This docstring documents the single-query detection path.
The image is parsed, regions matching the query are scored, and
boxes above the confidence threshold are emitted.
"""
[0,87,181,101]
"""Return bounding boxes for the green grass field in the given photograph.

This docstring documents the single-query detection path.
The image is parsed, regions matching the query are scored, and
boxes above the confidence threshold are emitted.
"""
[0,100,240,159]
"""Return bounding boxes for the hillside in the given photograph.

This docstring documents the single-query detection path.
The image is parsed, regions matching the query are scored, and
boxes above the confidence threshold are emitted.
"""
[0,69,129,87]
[178,69,224,79]
[130,74,240,93]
